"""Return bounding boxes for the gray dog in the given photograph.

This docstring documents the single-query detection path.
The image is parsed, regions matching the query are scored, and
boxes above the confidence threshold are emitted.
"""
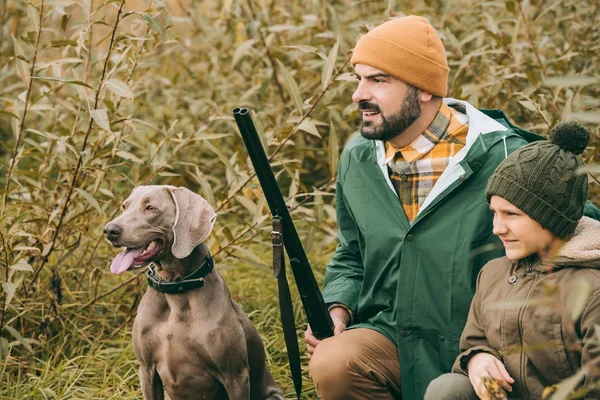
[104,185,284,400]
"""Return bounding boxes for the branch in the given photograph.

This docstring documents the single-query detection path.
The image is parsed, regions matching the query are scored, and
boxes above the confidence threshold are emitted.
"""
[29,0,128,288]
[517,2,547,77]
[244,0,287,105]
[82,269,145,310]
[3,0,45,201]
[215,53,351,213]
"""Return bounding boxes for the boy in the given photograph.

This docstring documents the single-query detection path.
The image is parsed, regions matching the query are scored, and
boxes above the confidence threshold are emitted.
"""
[425,121,600,399]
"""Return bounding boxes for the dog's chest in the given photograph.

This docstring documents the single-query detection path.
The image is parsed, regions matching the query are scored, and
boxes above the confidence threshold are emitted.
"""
[132,291,236,397]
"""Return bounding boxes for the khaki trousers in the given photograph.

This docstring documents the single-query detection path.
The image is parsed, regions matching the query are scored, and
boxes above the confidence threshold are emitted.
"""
[424,373,478,400]
[308,328,402,400]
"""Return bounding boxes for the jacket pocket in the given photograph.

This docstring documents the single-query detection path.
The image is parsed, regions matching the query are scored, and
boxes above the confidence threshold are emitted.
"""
[552,323,575,379]
[437,335,460,373]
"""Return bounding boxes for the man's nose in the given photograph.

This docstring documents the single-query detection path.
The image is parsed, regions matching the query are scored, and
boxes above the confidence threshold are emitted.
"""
[104,223,121,241]
[352,80,371,104]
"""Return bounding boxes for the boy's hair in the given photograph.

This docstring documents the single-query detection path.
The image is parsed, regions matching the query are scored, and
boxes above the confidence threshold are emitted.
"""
[485,121,590,239]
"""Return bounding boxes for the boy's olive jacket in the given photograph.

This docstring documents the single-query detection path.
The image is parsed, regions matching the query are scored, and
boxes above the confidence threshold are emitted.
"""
[454,217,600,399]
[322,99,542,399]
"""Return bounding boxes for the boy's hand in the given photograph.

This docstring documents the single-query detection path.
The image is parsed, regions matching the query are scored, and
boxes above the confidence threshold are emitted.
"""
[467,353,514,399]
[304,306,351,359]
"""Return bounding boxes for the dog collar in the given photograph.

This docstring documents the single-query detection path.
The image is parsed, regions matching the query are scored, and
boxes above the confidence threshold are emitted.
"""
[146,254,214,294]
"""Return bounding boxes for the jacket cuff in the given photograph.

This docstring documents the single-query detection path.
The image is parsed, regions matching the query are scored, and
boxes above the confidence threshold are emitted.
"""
[327,303,354,325]
[452,346,502,374]
[322,279,360,311]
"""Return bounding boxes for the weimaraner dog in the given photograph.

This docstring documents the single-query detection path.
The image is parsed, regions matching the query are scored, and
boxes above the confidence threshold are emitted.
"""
[104,185,284,400]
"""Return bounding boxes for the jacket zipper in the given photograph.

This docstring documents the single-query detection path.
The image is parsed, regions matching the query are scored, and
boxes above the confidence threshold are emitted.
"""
[517,265,537,399]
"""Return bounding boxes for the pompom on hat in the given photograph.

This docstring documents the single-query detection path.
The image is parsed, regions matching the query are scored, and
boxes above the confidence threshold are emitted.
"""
[486,121,591,239]
[351,16,449,97]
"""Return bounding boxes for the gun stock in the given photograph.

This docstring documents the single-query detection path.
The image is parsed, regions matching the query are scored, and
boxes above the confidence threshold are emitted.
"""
[233,108,334,339]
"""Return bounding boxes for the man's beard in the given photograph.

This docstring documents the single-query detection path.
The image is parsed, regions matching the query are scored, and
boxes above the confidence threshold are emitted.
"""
[359,86,421,142]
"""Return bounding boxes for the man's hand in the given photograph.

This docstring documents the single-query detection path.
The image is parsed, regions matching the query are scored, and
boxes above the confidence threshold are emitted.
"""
[304,306,351,359]
[467,353,514,399]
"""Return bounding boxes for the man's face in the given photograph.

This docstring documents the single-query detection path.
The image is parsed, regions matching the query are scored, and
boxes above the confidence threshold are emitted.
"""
[352,64,421,142]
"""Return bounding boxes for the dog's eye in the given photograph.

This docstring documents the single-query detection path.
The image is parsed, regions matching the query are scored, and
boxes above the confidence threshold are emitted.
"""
[145,205,156,211]
[121,203,126,210]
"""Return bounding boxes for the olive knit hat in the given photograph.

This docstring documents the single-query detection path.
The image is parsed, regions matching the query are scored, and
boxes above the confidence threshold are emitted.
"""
[351,16,449,97]
[486,121,591,239]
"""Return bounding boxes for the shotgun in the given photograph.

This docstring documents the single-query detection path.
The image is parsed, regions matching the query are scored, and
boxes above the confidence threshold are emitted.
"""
[232,108,334,340]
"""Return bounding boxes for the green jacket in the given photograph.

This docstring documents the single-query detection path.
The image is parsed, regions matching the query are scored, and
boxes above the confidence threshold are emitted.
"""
[323,99,542,399]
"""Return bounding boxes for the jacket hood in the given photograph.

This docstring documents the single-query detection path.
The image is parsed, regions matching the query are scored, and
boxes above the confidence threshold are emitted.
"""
[553,217,600,268]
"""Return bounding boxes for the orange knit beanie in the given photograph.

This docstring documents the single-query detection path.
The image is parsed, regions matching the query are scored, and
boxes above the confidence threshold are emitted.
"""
[351,16,449,97]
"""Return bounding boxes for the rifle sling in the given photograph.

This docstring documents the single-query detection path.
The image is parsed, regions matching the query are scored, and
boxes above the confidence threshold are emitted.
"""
[272,215,302,400]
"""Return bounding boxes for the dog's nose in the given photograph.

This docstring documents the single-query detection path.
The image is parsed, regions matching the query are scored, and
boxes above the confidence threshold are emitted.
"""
[104,223,121,241]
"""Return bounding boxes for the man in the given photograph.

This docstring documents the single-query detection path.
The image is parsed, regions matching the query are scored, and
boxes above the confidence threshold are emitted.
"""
[304,15,543,399]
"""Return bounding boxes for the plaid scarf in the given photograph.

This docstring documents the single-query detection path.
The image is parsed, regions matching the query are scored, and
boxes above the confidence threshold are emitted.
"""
[384,102,468,222]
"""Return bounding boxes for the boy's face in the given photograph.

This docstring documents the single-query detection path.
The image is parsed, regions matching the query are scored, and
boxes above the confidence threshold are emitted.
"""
[490,196,563,262]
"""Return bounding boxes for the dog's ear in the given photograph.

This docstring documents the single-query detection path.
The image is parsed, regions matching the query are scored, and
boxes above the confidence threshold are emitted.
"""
[168,187,216,259]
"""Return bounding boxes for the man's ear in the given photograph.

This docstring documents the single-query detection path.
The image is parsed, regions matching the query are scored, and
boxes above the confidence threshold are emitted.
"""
[419,90,433,103]
[168,187,216,259]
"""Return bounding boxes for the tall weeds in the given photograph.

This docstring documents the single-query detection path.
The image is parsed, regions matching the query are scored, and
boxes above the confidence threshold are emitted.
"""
[0,0,598,398]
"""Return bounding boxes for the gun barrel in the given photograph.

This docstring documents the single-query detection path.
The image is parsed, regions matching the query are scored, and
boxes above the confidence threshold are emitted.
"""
[233,107,334,339]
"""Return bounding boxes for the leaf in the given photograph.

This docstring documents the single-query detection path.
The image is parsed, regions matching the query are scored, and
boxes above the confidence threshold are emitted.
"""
[10,259,34,272]
[282,45,319,53]
[487,297,553,310]
[298,119,321,138]
[505,0,516,13]
[276,59,304,115]
[0,110,20,120]
[336,72,357,82]
[544,76,599,87]
[142,13,166,40]
[26,3,39,34]
[459,29,485,46]
[235,195,257,214]
[548,368,586,400]
[2,282,16,306]
[230,245,267,266]
[12,247,40,255]
[232,39,257,68]
[329,122,339,179]
[321,40,339,90]
[116,151,143,163]
[51,39,78,47]
[75,188,102,214]
[268,24,298,33]
[104,78,133,99]
[98,188,115,199]
[12,35,29,88]
[32,76,93,88]
[4,325,33,353]
[194,133,233,140]
[41,243,52,257]
[90,109,111,132]
[518,100,537,112]
[0,337,8,359]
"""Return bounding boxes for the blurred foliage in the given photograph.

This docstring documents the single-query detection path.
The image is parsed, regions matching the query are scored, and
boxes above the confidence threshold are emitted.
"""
[0,0,598,398]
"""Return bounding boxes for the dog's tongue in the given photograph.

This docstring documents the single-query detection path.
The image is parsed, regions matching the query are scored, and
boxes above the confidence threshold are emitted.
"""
[110,248,144,275]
